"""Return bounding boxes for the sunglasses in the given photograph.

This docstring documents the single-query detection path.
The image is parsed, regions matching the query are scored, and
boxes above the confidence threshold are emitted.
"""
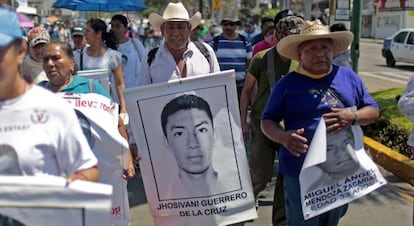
[222,22,237,26]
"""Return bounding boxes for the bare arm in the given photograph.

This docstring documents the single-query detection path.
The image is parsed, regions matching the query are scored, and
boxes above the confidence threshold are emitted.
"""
[118,116,136,180]
[240,73,257,141]
[113,65,127,113]
[323,106,379,133]
[67,165,99,183]
[261,119,308,157]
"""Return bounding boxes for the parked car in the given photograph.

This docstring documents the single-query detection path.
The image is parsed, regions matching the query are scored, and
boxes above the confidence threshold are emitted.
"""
[382,28,414,67]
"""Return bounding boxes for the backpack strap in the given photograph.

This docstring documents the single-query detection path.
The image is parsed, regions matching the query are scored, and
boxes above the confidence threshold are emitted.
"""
[79,47,84,70]
[193,41,212,73]
[147,47,159,66]
[238,34,247,47]
[88,79,95,93]
[266,48,276,90]
[213,35,220,51]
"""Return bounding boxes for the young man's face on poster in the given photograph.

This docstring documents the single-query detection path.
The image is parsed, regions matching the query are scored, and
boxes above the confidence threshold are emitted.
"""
[165,108,214,174]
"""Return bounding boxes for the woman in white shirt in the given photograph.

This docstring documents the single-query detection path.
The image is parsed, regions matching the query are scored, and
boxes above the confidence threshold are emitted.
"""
[74,18,127,114]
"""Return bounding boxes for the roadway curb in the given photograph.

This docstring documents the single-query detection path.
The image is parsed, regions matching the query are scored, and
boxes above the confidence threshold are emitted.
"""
[364,136,414,186]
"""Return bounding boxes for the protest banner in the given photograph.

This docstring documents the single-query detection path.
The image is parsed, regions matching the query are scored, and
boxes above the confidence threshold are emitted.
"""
[0,176,112,226]
[59,93,130,225]
[299,119,387,220]
[124,70,257,225]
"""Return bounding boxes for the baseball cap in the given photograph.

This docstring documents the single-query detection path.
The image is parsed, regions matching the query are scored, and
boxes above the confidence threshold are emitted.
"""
[71,26,85,36]
[274,9,294,24]
[0,8,23,47]
[244,17,255,26]
[27,27,51,47]
[275,16,305,35]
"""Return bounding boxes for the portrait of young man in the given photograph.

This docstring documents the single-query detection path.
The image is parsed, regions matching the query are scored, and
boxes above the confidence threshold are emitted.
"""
[136,89,243,201]
[161,94,217,198]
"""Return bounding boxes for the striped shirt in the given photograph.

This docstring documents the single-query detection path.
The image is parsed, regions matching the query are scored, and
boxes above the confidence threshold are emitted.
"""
[209,34,253,83]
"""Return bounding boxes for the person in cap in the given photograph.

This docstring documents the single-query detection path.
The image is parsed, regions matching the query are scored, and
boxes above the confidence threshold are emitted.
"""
[210,15,252,101]
[136,2,220,86]
[22,26,51,84]
[261,19,379,225]
[250,17,274,46]
[0,8,99,184]
[240,17,261,43]
[240,15,305,226]
[71,26,87,51]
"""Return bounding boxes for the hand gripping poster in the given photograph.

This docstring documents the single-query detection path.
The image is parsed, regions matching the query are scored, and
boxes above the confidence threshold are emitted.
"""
[58,93,130,225]
[124,70,257,225]
[299,119,387,220]
[0,175,112,226]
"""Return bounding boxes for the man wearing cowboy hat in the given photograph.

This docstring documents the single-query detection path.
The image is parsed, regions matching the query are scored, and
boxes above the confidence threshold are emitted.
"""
[240,14,305,226]
[261,19,379,225]
[136,2,220,86]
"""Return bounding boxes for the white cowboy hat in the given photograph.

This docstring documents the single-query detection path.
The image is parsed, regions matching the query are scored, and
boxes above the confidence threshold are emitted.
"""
[148,2,202,30]
[277,19,354,61]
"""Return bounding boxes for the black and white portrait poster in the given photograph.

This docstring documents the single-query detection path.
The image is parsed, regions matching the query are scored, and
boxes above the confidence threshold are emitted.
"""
[58,93,130,225]
[0,176,112,226]
[124,70,257,225]
[299,119,387,220]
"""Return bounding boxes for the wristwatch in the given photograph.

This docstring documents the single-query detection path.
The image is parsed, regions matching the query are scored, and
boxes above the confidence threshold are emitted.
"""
[352,109,359,125]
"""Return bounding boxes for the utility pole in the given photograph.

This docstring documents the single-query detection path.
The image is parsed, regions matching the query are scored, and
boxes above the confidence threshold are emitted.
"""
[351,0,362,73]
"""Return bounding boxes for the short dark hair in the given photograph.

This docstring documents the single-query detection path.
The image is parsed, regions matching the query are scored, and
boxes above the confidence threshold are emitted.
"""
[330,23,348,32]
[261,17,273,28]
[111,14,128,27]
[161,94,213,137]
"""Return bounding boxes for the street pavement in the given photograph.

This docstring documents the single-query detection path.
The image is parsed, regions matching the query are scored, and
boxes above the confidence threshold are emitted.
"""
[125,159,413,226]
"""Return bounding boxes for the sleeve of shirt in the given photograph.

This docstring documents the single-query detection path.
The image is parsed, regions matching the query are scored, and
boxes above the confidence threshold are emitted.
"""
[56,100,98,175]
[248,52,264,80]
[137,52,151,86]
[261,77,286,122]
[110,49,122,71]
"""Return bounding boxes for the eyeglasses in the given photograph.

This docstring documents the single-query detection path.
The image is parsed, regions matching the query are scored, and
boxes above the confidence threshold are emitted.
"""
[222,22,237,27]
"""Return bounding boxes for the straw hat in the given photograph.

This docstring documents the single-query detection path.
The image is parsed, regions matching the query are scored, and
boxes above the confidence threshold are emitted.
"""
[149,2,201,30]
[277,20,354,61]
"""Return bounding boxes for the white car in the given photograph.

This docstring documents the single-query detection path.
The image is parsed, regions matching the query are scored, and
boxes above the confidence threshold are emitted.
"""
[382,28,414,67]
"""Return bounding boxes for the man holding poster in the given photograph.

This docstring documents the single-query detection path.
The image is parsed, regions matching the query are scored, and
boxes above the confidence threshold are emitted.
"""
[261,19,382,225]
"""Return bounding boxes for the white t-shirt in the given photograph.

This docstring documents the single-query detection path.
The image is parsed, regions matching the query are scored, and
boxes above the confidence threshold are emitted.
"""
[0,85,98,176]
[22,55,48,84]
[117,38,147,88]
[74,47,122,103]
